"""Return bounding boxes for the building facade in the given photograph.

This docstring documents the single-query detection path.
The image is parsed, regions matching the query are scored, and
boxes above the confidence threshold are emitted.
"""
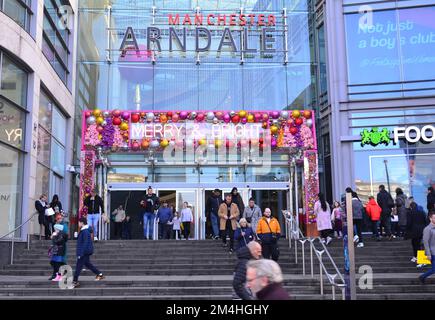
[73,0,322,239]
[0,0,77,239]
[320,0,435,206]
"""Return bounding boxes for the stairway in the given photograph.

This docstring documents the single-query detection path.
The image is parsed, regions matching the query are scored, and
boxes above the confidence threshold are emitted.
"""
[290,236,435,300]
[0,239,323,299]
[0,237,433,299]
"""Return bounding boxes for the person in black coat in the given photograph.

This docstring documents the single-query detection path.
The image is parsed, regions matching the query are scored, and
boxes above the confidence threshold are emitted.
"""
[377,185,395,238]
[206,189,223,239]
[35,194,51,240]
[406,202,428,262]
[231,187,245,218]
[232,241,262,300]
[50,195,63,214]
[427,187,435,213]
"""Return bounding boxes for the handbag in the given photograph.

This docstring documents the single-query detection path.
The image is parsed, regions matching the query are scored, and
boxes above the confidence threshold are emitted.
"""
[45,207,55,216]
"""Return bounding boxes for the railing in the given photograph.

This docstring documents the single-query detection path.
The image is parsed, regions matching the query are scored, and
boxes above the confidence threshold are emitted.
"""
[283,210,346,300]
[0,212,38,265]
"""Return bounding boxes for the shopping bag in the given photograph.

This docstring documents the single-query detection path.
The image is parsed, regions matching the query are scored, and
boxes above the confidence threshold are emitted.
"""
[45,208,55,216]
[417,250,432,265]
[180,222,184,231]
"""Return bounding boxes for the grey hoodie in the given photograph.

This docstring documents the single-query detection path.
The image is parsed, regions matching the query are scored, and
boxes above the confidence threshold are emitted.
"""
[422,223,435,257]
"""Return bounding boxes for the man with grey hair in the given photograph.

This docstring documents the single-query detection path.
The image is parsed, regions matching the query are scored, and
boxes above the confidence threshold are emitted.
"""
[246,259,289,300]
[232,241,262,300]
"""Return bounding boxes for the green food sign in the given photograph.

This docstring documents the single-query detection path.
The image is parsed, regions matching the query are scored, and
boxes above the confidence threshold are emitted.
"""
[360,128,391,147]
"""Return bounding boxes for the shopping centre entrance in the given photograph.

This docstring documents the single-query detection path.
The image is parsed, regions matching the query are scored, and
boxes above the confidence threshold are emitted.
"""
[107,184,291,240]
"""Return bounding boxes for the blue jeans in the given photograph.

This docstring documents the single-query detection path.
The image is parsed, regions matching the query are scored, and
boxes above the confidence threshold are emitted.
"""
[421,255,435,280]
[88,213,100,238]
[372,220,380,238]
[143,212,155,239]
[73,255,101,282]
[210,214,219,237]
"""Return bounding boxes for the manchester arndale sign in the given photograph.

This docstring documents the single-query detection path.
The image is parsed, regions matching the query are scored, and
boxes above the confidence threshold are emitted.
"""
[119,12,280,57]
[360,125,435,147]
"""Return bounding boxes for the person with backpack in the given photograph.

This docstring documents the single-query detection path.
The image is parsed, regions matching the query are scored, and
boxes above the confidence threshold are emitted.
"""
[72,217,105,288]
[351,192,365,248]
[377,185,395,240]
[365,196,382,241]
[48,224,68,281]
[257,208,281,261]
[242,198,262,235]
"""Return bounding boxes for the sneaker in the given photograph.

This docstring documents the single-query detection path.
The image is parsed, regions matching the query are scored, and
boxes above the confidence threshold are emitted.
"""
[353,235,359,243]
[213,235,220,240]
[357,242,364,248]
[94,237,98,241]
[337,236,342,239]
[321,239,326,244]
[52,274,62,282]
[416,264,426,268]
[72,281,80,288]
[48,275,55,281]
[411,257,417,263]
[95,274,105,281]
[326,237,332,245]
[229,248,234,254]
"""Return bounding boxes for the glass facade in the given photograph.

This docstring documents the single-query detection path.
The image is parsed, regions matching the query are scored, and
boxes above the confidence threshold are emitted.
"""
[36,90,67,200]
[76,0,316,111]
[0,51,27,237]
[0,0,32,32]
[344,6,435,100]
[42,0,72,85]
[351,108,435,208]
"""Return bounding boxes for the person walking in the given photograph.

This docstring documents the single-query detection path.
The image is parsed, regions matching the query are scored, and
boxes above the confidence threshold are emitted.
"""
[365,196,382,241]
[396,188,408,238]
[48,224,68,281]
[232,241,262,300]
[331,201,343,239]
[246,259,289,300]
[157,201,173,239]
[377,185,395,239]
[234,218,255,250]
[35,194,51,240]
[122,216,132,240]
[231,187,245,218]
[180,202,193,240]
[351,191,365,248]
[111,205,126,239]
[419,211,435,284]
[427,187,435,213]
[406,202,427,263]
[243,198,262,235]
[72,217,105,288]
[83,190,104,241]
[140,186,160,240]
[256,208,281,261]
[314,193,333,245]
[171,211,182,240]
[218,194,240,253]
[54,213,68,263]
[206,189,223,240]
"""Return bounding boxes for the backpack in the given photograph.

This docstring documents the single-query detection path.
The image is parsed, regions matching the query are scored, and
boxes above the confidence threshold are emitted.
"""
[387,194,395,208]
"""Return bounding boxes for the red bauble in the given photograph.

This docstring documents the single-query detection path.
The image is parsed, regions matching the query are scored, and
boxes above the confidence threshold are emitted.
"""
[226,140,234,148]
[112,109,121,117]
[290,127,298,135]
[232,115,240,124]
[131,114,140,123]
[259,138,264,144]
[84,111,92,118]
[132,142,140,151]
[295,118,303,126]
[167,112,173,117]
[96,126,104,133]
[112,117,122,126]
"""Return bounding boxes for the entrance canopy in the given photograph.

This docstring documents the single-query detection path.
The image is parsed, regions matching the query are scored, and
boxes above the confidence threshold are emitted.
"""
[80,109,319,234]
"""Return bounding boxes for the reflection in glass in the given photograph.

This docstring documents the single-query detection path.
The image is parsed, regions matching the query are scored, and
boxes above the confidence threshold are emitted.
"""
[0,54,28,107]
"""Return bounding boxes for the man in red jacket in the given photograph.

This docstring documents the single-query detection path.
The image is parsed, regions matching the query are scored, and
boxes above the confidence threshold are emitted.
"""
[366,196,382,241]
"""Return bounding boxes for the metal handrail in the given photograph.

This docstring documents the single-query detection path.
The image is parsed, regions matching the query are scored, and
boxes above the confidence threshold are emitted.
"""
[0,212,38,265]
[283,210,346,300]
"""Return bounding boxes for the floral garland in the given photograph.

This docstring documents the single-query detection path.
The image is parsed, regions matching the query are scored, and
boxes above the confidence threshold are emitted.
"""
[79,151,95,218]
[304,151,320,224]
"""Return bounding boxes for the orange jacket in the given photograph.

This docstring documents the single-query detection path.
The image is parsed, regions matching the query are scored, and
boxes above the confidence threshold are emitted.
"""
[365,199,382,221]
[257,216,281,235]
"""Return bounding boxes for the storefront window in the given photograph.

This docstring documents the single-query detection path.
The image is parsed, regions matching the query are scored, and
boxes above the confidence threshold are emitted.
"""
[37,127,51,166]
[35,163,50,199]
[246,166,289,182]
[155,166,199,183]
[107,166,149,183]
[199,166,244,183]
[0,53,28,108]
[0,97,26,149]
[0,143,23,237]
